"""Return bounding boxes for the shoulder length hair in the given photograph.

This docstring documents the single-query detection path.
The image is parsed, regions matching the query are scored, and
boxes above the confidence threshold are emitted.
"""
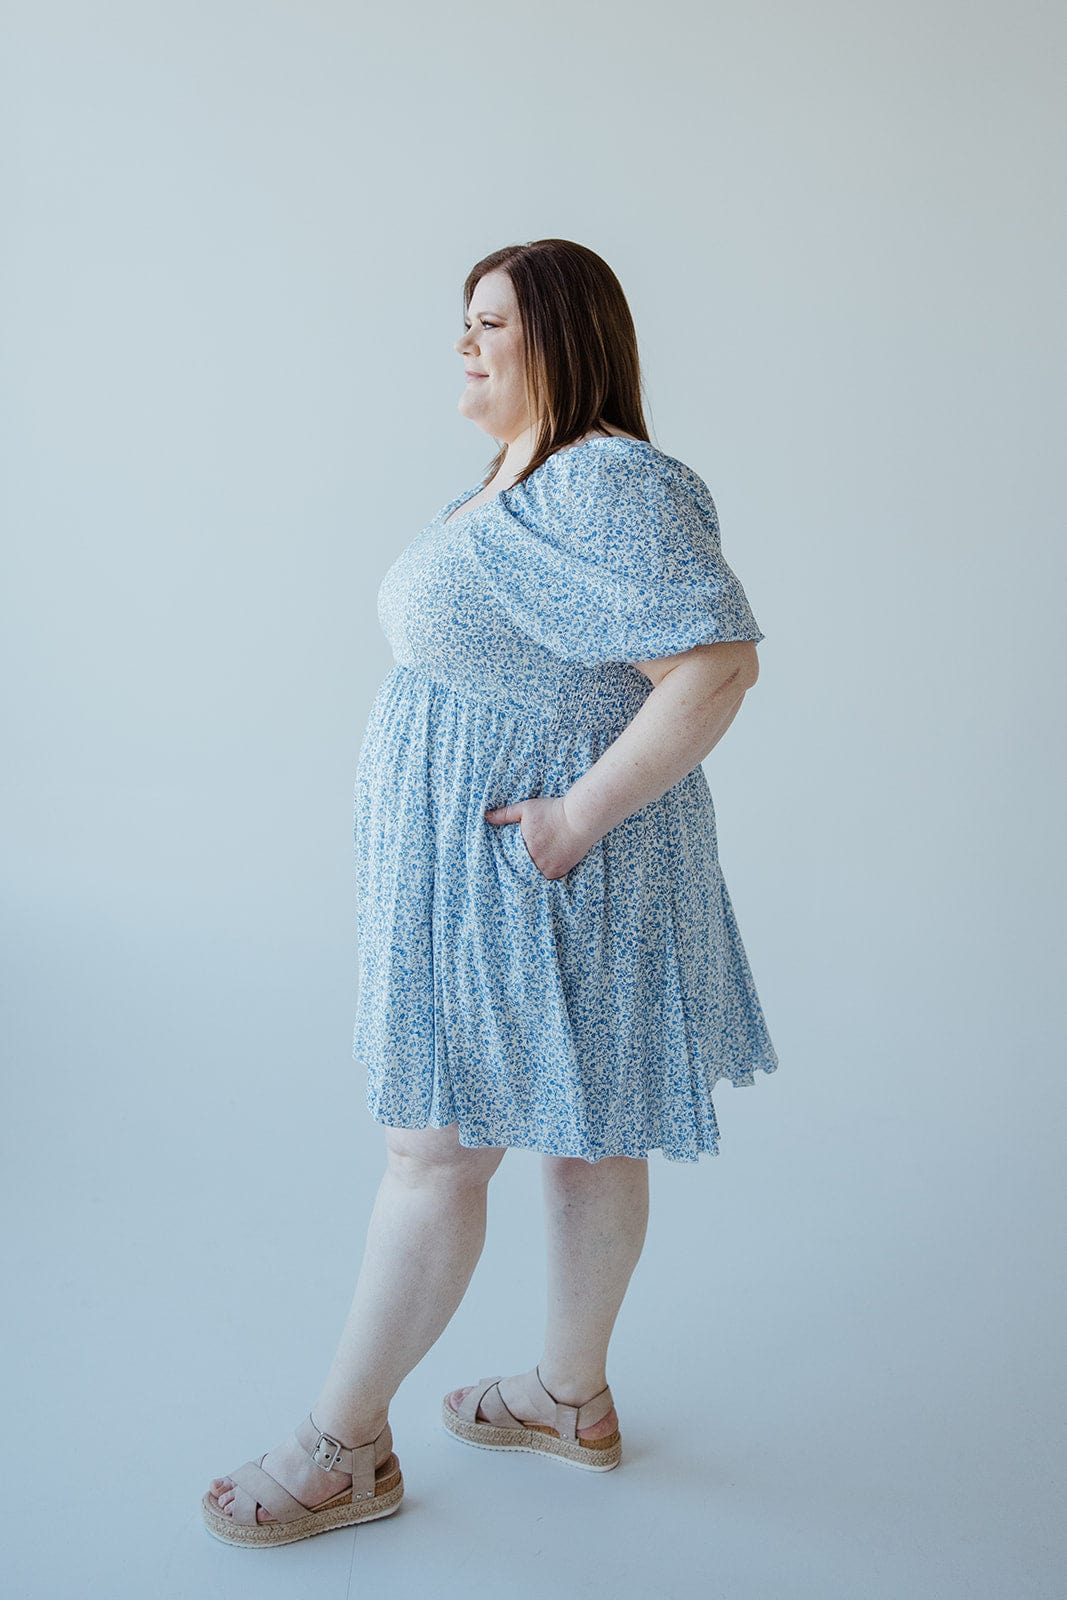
[462,238,651,490]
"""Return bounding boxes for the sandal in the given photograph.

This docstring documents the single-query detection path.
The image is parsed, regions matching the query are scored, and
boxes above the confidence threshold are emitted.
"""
[201,1412,404,1547]
[441,1364,622,1471]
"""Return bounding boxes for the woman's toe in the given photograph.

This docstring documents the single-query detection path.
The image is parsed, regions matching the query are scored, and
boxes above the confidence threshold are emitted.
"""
[213,1482,273,1522]
[447,1386,499,1423]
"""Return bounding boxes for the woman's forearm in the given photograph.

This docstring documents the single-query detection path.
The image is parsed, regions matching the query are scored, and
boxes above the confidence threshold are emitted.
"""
[562,658,757,848]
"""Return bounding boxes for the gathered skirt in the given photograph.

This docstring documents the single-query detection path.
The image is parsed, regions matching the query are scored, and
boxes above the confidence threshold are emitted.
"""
[351,661,778,1163]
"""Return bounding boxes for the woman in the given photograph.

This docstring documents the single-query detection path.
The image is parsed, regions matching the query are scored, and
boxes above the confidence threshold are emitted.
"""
[202,238,778,1547]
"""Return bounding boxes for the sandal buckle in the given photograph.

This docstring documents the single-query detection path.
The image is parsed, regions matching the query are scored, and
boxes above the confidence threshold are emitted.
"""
[311,1431,345,1471]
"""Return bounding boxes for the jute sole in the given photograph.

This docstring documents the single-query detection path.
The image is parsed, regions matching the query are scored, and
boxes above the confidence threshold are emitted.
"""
[200,1453,404,1547]
[441,1400,622,1471]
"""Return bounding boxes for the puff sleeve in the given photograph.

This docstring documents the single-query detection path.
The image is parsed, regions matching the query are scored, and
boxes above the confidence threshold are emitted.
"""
[470,442,766,668]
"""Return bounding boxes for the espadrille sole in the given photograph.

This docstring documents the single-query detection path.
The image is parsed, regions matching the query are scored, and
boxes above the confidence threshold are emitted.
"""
[441,1398,622,1471]
[201,1454,404,1547]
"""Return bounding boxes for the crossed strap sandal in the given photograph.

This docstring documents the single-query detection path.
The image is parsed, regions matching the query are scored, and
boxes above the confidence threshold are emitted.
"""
[201,1412,404,1547]
[442,1364,622,1471]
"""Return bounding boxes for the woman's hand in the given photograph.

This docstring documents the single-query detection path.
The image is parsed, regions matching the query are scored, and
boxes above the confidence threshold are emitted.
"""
[484,795,598,880]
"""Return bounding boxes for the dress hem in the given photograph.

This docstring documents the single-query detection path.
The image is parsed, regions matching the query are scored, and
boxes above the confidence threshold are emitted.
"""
[360,1057,778,1165]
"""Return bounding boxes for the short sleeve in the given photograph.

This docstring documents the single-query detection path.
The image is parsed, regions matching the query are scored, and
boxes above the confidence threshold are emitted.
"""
[469,441,766,668]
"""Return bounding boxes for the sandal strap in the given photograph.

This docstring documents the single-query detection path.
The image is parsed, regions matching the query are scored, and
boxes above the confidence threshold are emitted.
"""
[294,1413,389,1503]
[459,1369,614,1439]
[523,1366,614,1439]
[228,1456,313,1525]
[223,1416,391,1525]
[456,1376,525,1428]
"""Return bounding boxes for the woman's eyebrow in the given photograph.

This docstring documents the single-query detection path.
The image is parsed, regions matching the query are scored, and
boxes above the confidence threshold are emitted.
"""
[465,310,505,320]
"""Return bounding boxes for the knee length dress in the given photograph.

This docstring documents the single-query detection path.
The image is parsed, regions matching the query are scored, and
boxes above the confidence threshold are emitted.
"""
[351,435,778,1163]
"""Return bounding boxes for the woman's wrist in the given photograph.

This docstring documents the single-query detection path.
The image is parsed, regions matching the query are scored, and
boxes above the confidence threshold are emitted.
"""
[559,790,610,854]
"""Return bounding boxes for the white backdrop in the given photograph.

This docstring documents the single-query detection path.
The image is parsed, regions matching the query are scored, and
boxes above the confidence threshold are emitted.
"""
[2,2,1063,1596]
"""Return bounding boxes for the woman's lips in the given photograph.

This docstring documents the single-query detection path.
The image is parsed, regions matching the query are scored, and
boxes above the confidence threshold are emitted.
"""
[465,372,487,380]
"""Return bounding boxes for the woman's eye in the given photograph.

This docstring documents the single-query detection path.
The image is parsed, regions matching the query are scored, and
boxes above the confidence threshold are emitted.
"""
[464,322,498,331]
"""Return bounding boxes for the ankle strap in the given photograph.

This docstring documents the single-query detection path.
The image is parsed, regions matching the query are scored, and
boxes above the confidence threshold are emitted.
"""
[296,1414,390,1502]
[531,1366,614,1439]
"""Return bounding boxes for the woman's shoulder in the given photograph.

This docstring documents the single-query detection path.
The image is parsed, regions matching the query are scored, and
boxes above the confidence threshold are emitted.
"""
[537,434,717,533]
[548,432,705,491]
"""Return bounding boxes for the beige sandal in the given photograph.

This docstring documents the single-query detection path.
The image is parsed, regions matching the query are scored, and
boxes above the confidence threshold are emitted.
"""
[201,1413,404,1547]
[442,1365,622,1471]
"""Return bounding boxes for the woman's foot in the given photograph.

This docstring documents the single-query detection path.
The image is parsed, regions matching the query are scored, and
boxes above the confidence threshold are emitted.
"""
[207,1411,391,1523]
[445,1375,619,1441]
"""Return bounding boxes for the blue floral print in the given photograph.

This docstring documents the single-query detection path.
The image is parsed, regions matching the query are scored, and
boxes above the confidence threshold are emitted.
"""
[352,436,778,1162]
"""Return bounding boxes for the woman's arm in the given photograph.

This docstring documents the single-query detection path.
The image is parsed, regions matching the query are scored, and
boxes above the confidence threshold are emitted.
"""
[562,639,760,849]
[484,638,761,878]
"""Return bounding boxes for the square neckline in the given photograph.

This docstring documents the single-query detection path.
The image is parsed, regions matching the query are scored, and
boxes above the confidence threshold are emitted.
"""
[439,434,655,528]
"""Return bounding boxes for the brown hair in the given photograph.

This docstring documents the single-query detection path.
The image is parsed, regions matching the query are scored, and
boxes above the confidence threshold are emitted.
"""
[462,238,651,490]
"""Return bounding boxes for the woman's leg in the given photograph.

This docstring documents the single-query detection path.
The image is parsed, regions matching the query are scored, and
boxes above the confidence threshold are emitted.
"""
[448,1153,649,1439]
[210,1122,506,1519]
[536,1153,649,1435]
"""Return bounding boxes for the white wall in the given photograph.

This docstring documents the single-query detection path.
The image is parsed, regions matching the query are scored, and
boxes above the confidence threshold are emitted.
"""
[2,3,1063,1595]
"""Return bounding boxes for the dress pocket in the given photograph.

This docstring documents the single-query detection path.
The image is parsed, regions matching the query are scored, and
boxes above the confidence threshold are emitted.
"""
[496,819,546,882]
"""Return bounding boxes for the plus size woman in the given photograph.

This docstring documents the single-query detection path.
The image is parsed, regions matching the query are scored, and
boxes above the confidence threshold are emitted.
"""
[202,238,779,1547]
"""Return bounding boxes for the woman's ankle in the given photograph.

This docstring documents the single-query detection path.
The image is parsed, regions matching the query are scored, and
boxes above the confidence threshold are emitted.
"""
[536,1364,609,1404]
[310,1403,390,1448]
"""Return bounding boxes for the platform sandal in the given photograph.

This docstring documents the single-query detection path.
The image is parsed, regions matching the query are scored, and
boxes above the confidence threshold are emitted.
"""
[201,1412,404,1547]
[442,1364,622,1471]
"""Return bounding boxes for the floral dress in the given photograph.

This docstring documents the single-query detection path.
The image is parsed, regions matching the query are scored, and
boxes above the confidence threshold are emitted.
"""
[351,435,778,1162]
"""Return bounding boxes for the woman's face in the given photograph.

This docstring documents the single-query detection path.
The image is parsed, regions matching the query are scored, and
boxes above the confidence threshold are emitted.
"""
[454,269,533,442]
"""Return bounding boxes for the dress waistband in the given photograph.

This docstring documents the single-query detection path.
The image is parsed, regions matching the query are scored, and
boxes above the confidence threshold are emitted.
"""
[390,661,647,734]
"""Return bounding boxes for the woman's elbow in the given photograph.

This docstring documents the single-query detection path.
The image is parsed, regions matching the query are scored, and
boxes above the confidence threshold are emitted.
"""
[722,640,760,692]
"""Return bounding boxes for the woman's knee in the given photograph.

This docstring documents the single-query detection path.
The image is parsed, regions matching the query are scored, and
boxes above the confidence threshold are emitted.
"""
[383,1122,506,1186]
[541,1152,648,1187]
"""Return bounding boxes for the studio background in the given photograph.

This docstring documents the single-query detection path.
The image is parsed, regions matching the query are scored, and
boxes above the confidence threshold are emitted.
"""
[2,2,1063,1596]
